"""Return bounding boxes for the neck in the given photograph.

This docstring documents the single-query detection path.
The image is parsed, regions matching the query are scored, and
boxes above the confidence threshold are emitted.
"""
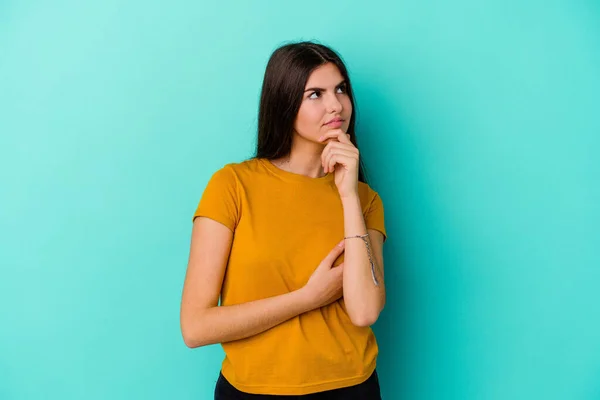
[272,133,327,178]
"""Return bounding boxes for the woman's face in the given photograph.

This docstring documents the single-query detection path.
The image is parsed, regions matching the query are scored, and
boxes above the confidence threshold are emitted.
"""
[294,62,353,143]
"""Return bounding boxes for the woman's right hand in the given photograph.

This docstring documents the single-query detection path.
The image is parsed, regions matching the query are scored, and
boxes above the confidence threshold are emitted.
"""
[301,240,345,309]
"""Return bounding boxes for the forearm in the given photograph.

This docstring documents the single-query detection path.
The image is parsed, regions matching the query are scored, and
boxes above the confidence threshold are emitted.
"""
[341,194,385,326]
[182,288,313,348]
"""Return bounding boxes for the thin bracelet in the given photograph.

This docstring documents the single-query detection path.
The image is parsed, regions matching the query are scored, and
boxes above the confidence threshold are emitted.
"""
[344,233,380,286]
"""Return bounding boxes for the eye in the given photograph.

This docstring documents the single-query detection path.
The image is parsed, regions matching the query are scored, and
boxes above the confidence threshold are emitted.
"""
[336,84,347,94]
[308,90,321,99]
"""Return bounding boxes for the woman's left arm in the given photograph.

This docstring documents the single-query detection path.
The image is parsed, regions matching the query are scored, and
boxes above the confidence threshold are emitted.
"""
[319,129,386,327]
[341,195,386,327]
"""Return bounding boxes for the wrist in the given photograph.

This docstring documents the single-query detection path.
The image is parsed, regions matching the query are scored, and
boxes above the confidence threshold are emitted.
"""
[295,287,315,312]
[340,193,360,203]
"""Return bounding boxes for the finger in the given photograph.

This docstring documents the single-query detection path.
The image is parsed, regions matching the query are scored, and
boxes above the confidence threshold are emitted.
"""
[328,155,339,174]
[320,135,357,166]
[328,152,358,174]
[324,148,357,173]
[336,130,353,144]
[323,240,345,264]
[321,142,339,173]
[325,152,339,174]
[321,143,330,172]
[321,129,348,143]
[323,141,357,154]
[321,143,333,173]
[321,142,357,172]
[333,267,343,281]
[319,129,352,145]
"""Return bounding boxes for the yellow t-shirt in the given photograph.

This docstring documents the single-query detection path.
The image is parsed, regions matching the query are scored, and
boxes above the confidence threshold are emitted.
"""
[193,157,387,395]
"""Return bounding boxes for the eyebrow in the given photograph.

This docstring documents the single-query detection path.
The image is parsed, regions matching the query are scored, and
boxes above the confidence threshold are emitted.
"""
[304,80,347,92]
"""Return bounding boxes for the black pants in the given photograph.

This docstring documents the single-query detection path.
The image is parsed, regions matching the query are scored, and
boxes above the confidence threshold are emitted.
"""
[214,369,381,399]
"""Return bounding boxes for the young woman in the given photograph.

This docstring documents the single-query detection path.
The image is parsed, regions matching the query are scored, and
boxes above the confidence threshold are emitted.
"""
[180,41,387,399]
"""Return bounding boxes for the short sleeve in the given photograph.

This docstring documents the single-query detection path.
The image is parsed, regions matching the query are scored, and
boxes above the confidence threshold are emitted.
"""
[192,165,240,231]
[365,191,387,242]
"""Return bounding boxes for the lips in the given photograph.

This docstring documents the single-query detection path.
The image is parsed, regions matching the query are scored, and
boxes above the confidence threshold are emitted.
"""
[325,118,344,125]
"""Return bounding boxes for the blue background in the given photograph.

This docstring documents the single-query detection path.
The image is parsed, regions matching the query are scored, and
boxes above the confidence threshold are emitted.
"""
[1,1,599,399]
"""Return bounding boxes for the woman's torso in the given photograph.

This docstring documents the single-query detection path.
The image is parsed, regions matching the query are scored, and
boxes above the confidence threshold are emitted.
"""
[194,158,385,395]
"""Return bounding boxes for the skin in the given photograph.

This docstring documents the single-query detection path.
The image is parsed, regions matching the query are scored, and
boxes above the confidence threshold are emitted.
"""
[273,62,386,324]
[180,62,386,349]
[271,62,353,179]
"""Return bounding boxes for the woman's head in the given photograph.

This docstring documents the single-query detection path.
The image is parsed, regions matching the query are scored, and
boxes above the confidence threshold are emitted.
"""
[255,41,367,182]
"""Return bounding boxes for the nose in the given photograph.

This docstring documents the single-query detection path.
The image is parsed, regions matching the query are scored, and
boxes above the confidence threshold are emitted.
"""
[325,92,343,114]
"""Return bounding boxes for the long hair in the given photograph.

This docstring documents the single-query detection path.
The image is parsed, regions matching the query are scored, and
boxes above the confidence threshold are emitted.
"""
[254,41,368,183]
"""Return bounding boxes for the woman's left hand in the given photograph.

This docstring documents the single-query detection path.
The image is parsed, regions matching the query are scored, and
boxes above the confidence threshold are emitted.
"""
[318,129,359,199]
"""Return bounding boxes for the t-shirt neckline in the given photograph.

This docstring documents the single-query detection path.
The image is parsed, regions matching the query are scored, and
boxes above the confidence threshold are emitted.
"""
[259,158,334,184]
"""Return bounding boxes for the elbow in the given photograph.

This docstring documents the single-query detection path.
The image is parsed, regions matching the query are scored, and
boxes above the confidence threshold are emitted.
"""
[182,332,204,348]
[182,328,213,348]
[180,316,209,348]
[348,299,385,327]
[349,311,380,328]
[181,326,204,348]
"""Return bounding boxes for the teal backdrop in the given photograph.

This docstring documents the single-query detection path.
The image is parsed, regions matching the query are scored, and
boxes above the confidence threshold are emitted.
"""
[1,1,599,399]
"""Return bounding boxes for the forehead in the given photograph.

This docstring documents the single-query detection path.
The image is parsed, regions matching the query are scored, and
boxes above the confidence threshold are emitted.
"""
[305,63,344,87]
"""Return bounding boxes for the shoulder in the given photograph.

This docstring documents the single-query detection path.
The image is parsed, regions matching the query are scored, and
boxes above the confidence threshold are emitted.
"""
[208,158,262,182]
[357,181,383,206]
[217,158,263,175]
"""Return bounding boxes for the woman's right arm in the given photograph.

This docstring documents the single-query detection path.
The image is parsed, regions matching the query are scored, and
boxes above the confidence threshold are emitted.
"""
[180,217,344,348]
